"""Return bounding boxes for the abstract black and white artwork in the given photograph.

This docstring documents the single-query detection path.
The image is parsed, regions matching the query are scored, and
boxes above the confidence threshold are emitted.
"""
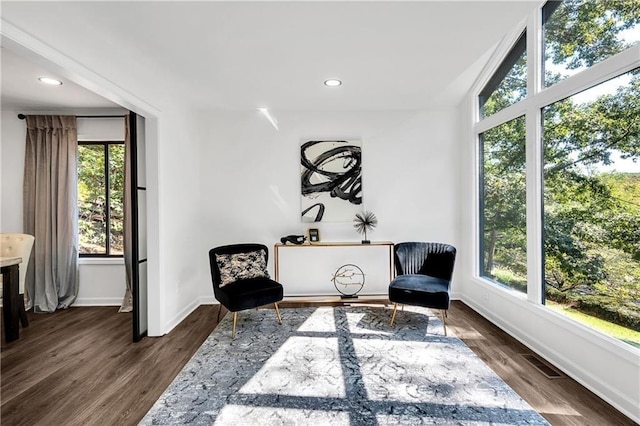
[301,140,362,222]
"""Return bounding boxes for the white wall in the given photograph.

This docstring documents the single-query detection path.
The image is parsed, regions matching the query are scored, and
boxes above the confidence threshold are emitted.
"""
[0,13,206,336]
[1,3,462,337]
[149,106,204,332]
[76,259,126,306]
[0,111,25,232]
[197,109,462,302]
[0,112,127,306]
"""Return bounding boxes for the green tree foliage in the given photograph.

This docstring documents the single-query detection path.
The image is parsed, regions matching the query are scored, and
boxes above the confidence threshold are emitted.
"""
[78,143,124,254]
[545,0,640,70]
[481,116,527,282]
[78,145,106,253]
[109,145,125,255]
[482,0,640,331]
[482,54,527,117]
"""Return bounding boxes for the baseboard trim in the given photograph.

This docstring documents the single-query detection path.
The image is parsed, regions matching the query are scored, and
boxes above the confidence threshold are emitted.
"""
[72,297,122,307]
[162,298,202,335]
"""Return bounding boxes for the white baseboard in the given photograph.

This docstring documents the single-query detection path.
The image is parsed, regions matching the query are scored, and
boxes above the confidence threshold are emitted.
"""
[72,297,122,306]
[162,298,202,335]
[199,295,218,305]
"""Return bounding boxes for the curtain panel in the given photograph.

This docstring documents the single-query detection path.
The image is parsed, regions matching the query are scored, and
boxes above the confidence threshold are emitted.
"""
[23,115,79,312]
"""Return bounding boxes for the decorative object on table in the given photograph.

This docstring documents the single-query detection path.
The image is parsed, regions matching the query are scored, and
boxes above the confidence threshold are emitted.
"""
[389,242,457,335]
[308,228,320,243]
[353,210,377,244]
[208,243,283,339]
[273,242,393,297]
[300,140,362,222]
[331,264,365,298]
[280,234,306,245]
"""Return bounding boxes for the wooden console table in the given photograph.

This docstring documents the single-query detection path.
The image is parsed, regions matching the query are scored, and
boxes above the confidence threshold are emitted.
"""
[274,242,394,301]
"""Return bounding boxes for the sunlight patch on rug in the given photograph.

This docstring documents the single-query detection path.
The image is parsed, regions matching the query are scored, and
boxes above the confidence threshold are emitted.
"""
[239,336,345,398]
[354,339,518,406]
[298,307,336,332]
[141,305,549,425]
[214,405,350,425]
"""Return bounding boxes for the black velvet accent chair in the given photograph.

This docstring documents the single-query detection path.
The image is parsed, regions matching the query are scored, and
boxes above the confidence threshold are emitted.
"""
[388,242,457,335]
[209,243,283,338]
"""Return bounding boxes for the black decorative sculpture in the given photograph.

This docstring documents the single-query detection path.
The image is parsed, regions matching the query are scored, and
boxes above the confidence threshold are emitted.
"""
[280,234,306,245]
[332,264,365,298]
[353,211,378,244]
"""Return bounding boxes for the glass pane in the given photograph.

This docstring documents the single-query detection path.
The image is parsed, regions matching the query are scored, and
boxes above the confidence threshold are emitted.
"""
[479,32,527,118]
[78,144,107,254]
[543,69,640,347]
[543,0,640,87]
[109,144,125,255]
[480,116,527,293]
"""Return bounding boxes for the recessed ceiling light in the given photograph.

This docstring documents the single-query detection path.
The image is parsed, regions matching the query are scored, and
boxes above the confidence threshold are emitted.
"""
[324,79,342,87]
[38,77,63,86]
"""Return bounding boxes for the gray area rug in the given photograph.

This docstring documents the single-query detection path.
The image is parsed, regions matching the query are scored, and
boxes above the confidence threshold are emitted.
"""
[141,305,549,425]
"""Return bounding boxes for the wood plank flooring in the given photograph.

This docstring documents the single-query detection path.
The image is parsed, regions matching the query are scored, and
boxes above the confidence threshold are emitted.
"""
[1,301,635,425]
[444,303,636,426]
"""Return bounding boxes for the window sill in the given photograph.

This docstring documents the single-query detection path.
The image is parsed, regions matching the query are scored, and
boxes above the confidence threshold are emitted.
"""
[476,275,528,300]
[79,257,124,265]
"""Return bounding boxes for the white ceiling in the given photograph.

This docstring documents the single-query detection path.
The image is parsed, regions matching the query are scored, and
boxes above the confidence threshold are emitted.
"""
[1,47,122,111]
[1,1,537,112]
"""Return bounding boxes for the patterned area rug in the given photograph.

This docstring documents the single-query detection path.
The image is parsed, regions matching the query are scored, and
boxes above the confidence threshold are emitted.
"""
[141,305,549,425]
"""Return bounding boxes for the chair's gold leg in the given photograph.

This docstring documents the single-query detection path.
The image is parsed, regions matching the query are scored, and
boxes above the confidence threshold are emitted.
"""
[274,302,282,324]
[440,310,447,336]
[232,311,238,339]
[390,303,399,326]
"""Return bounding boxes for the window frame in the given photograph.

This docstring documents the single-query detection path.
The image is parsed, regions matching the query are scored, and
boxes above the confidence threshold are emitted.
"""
[478,30,528,118]
[77,140,125,258]
[478,114,528,293]
[473,2,640,306]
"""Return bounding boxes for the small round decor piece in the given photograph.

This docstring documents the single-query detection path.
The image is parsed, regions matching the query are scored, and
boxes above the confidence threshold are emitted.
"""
[331,264,365,298]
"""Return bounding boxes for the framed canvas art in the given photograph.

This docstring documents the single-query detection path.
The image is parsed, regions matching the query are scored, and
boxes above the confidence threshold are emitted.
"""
[300,140,362,222]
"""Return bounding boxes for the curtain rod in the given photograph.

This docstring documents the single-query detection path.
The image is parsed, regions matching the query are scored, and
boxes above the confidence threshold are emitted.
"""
[17,114,126,120]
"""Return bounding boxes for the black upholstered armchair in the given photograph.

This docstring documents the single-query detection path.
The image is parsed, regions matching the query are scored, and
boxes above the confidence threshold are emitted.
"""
[209,243,283,338]
[389,242,457,335]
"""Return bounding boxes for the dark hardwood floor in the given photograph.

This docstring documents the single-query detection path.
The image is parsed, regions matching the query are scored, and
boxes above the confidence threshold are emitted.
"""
[1,301,634,425]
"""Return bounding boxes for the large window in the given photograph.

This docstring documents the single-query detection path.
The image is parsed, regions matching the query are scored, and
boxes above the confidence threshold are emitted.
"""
[543,69,640,344]
[543,0,640,87]
[479,32,527,118]
[480,116,527,293]
[476,0,640,347]
[78,141,125,256]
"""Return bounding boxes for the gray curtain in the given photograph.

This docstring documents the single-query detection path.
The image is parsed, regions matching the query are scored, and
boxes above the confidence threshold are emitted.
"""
[23,115,79,313]
[120,114,133,312]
